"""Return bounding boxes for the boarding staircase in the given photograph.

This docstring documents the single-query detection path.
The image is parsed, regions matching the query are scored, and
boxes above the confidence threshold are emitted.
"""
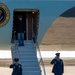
[11,40,46,75]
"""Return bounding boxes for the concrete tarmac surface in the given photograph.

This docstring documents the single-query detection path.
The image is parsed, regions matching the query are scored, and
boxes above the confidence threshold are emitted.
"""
[0,65,75,75]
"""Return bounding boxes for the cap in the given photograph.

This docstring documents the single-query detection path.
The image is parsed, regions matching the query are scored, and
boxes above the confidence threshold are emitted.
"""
[14,58,19,62]
[55,52,60,56]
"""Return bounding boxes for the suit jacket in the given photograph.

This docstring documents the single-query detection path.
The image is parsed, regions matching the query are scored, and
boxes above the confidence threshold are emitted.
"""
[10,64,22,75]
[14,18,25,33]
[50,58,64,74]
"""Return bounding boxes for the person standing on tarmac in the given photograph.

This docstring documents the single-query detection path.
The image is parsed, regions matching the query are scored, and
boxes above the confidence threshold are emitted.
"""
[50,52,64,75]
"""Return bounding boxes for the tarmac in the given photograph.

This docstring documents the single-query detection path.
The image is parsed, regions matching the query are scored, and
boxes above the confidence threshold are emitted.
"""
[0,65,75,75]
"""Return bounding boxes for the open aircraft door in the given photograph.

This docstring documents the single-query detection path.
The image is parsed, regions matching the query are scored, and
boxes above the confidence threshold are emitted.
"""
[11,9,39,43]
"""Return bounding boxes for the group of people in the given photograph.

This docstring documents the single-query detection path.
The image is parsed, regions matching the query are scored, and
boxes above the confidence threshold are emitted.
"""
[9,52,64,75]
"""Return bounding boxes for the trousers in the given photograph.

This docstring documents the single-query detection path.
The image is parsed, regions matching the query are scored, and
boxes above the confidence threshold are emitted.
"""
[18,32,24,46]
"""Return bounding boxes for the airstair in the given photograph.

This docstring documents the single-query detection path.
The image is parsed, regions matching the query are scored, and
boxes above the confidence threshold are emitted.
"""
[11,40,46,75]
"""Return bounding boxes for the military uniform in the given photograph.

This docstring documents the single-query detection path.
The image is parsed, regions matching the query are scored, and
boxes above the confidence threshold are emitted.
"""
[50,53,64,75]
[10,63,22,75]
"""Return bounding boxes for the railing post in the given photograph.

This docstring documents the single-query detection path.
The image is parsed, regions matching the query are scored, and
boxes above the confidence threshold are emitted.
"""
[36,41,46,75]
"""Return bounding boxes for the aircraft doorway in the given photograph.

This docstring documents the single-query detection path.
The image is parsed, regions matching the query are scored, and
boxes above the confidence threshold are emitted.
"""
[11,9,39,43]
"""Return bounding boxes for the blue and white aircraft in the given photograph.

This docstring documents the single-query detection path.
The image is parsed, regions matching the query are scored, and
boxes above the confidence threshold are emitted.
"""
[0,0,75,50]
[0,1,75,75]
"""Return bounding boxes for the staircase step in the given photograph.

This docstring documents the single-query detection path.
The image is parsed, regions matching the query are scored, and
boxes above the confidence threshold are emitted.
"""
[19,56,37,59]
[19,56,37,58]
[17,43,34,46]
[20,61,39,64]
[19,52,36,55]
[20,58,37,61]
[18,46,36,50]
[21,63,39,67]
[19,52,37,54]
[19,53,37,55]
[18,49,36,52]
[22,67,40,71]
[24,43,34,45]
[18,50,36,53]
[16,40,33,43]
[24,40,33,43]
[20,59,38,62]
[18,51,36,54]
[23,71,41,75]
[18,47,36,50]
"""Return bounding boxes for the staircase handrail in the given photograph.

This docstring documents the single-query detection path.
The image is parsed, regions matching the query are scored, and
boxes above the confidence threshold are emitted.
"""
[11,32,19,61]
[36,40,46,75]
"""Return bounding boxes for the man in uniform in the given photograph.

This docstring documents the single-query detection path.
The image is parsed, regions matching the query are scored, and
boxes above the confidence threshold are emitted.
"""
[50,52,64,75]
[9,58,22,75]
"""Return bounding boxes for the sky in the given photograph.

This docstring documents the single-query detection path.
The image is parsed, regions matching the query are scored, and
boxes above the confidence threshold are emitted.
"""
[0,50,75,59]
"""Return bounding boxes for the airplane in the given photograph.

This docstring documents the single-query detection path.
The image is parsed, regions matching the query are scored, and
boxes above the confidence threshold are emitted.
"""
[0,0,75,50]
[0,0,75,75]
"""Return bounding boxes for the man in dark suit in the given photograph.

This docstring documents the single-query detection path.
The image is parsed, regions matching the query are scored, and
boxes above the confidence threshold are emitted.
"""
[9,58,22,75]
[14,15,25,46]
[50,53,64,75]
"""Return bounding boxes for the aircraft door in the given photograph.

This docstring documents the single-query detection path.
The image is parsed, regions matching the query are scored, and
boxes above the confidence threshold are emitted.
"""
[12,11,33,41]
[11,9,39,43]
[26,12,32,40]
